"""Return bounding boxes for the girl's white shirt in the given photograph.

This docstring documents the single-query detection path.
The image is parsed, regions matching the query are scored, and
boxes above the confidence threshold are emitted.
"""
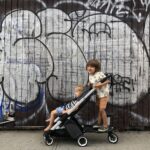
[89,71,109,98]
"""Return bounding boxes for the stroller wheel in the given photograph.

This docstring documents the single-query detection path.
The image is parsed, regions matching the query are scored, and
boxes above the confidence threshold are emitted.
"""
[43,134,54,146]
[108,133,118,144]
[77,136,88,147]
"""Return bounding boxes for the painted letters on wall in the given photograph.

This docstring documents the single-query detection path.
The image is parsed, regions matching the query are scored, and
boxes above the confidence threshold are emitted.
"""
[0,0,150,130]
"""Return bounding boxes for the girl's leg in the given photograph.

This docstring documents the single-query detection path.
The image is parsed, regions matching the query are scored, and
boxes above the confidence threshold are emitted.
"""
[98,112,102,125]
[93,100,101,128]
[101,108,108,128]
[99,96,108,128]
[97,101,102,125]
[44,110,57,132]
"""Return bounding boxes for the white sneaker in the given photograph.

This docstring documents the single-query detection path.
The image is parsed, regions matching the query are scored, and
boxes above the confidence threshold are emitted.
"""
[93,124,101,128]
[98,126,108,132]
[7,117,15,121]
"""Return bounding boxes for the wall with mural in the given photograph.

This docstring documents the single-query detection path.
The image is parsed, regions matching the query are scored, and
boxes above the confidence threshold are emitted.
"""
[0,0,150,130]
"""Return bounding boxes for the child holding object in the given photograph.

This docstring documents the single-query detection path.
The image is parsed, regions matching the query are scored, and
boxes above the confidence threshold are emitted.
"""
[86,59,110,132]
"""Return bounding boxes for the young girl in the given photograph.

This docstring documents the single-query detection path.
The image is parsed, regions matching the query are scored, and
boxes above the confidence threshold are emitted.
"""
[86,59,110,132]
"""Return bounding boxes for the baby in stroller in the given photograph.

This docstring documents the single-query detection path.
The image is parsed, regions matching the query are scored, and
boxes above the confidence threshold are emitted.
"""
[44,85,84,132]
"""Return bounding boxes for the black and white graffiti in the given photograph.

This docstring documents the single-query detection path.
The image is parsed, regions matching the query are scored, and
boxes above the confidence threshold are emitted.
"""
[0,0,149,130]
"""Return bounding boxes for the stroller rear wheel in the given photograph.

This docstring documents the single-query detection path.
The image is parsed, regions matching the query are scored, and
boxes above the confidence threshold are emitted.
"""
[108,133,118,144]
[43,134,54,146]
[77,136,88,147]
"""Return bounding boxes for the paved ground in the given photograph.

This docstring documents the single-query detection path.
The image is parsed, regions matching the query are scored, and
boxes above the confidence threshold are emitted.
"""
[0,130,150,150]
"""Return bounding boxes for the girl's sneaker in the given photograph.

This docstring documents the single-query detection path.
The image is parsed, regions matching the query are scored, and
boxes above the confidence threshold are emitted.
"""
[98,126,108,132]
[93,124,101,128]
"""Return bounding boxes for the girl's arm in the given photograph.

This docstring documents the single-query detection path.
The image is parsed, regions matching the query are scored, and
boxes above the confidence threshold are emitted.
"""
[94,80,110,89]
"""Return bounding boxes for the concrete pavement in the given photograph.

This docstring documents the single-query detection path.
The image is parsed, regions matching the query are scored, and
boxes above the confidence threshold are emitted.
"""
[0,131,150,150]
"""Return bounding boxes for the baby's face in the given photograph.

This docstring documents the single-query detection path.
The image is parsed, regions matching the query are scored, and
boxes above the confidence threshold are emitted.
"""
[86,66,96,75]
[74,88,82,97]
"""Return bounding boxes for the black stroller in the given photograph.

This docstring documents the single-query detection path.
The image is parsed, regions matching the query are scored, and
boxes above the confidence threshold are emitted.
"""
[43,75,118,147]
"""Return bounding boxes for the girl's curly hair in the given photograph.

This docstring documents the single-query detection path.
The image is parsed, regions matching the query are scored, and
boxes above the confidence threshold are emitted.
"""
[86,59,101,72]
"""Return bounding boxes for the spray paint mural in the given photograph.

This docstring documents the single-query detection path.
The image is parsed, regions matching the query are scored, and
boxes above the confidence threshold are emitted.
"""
[0,0,149,130]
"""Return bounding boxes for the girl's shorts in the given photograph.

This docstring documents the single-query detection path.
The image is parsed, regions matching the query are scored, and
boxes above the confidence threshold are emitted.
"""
[96,96,108,109]
[96,85,109,98]
[97,91,109,98]
[56,106,65,116]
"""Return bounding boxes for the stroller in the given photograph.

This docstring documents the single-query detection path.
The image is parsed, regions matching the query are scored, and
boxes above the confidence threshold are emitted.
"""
[43,75,118,147]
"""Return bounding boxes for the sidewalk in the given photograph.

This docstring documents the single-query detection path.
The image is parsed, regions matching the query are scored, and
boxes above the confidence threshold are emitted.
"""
[0,130,150,150]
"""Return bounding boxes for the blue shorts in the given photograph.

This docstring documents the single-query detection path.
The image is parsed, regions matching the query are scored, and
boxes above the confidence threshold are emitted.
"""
[56,106,65,116]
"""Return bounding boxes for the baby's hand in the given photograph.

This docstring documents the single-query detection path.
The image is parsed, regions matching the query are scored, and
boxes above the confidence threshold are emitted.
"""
[45,118,51,122]
[87,82,93,88]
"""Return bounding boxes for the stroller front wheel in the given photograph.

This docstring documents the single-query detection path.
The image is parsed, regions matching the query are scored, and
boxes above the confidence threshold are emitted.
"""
[77,136,88,147]
[108,133,118,144]
[43,134,54,146]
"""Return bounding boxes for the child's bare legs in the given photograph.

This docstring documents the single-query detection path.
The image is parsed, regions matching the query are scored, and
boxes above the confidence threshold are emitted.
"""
[99,109,108,128]
[98,96,108,128]
[45,118,51,122]
[96,100,101,125]
[44,110,57,132]
[97,110,102,126]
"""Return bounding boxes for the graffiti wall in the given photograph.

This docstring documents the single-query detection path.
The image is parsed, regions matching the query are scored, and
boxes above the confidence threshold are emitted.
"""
[0,0,150,130]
